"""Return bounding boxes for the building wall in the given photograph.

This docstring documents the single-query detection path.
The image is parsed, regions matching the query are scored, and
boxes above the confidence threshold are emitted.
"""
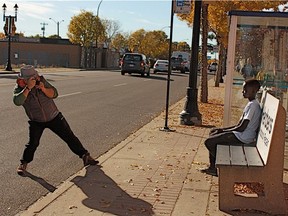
[0,41,81,68]
[0,40,120,69]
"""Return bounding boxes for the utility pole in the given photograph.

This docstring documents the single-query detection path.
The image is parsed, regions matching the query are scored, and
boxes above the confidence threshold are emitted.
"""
[40,22,48,38]
[49,18,64,38]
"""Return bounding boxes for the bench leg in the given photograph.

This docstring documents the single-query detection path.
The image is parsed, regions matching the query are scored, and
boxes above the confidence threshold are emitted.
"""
[218,166,287,215]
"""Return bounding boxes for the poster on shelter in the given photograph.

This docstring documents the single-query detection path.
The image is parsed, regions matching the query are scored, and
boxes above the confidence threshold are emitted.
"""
[257,93,279,165]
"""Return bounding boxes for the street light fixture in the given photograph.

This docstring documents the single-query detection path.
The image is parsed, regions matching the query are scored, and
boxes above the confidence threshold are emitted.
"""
[49,18,64,38]
[97,0,103,17]
[2,3,18,71]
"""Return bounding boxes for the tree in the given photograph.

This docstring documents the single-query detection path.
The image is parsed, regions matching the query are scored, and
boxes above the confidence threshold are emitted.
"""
[28,34,41,38]
[48,34,61,39]
[141,30,169,59]
[102,19,121,49]
[67,10,105,68]
[128,29,146,52]
[177,41,190,51]
[0,32,6,39]
[111,32,129,53]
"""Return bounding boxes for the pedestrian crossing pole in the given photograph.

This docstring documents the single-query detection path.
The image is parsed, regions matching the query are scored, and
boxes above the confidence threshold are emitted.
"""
[161,0,192,132]
[160,0,175,132]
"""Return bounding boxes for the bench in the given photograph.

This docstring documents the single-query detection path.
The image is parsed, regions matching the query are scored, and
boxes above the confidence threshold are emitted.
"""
[216,92,287,214]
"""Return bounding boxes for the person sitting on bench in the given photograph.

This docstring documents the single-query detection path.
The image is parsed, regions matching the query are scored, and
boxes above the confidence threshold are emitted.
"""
[200,79,261,176]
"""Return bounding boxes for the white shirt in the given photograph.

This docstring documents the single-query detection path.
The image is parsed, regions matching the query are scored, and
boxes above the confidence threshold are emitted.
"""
[233,99,261,144]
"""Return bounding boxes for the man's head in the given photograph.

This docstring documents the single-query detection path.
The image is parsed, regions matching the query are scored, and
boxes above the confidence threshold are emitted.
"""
[242,79,261,100]
[18,65,38,80]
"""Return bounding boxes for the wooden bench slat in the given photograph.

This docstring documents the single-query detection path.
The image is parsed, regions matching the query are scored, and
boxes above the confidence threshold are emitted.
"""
[243,146,264,167]
[216,145,231,166]
[230,145,247,166]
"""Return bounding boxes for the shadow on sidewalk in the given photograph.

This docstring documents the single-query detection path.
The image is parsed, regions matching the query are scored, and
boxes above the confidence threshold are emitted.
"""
[24,171,57,192]
[71,165,154,216]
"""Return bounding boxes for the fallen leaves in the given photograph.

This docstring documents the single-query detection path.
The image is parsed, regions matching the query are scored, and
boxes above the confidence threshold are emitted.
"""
[198,99,224,127]
[234,182,265,197]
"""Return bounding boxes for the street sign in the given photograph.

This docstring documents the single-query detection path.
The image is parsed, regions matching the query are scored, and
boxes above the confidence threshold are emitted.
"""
[174,0,191,14]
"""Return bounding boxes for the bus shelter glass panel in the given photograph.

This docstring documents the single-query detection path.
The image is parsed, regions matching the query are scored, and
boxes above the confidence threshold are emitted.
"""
[224,11,288,126]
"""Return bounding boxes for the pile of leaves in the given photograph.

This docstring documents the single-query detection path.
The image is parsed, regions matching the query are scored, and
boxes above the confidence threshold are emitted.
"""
[234,182,265,197]
[199,98,224,127]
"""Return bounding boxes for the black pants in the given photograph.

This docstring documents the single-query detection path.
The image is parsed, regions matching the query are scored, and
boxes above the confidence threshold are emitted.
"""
[21,112,88,164]
[204,131,244,168]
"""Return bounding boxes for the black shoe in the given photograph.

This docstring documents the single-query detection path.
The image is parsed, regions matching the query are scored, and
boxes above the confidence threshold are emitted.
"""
[82,153,99,166]
[200,167,218,177]
[17,163,27,176]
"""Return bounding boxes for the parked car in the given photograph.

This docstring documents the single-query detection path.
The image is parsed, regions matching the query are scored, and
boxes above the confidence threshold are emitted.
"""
[208,62,218,73]
[171,57,185,73]
[120,53,150,77]
[181,60,190,72]
[181,61,202,73]
[153,60,169,73]
[148,58,156,69]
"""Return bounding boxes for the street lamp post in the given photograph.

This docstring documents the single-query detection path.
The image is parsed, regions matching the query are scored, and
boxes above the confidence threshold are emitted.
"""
[179,0,202,125]
[2,3,18,71]
[95,0,103,68]
[49,18,64,38]
[97,0,103,17]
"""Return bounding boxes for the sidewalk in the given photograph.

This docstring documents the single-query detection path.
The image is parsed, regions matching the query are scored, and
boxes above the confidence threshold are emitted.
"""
[16,80,288,216]
[0,67,82,74]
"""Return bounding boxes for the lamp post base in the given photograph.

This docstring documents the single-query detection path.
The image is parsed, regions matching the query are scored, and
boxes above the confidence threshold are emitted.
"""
[179,87,202,126]
[179,111,202,126]
[5,64,12,71]
[159,127,176,132]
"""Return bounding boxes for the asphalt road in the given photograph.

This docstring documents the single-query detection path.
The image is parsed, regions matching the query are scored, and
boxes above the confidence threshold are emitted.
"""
[0,69,191,216]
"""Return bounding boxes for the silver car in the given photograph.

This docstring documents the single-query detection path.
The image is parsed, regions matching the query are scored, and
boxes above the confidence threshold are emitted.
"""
[153,59,169,73]
[120,53,150,77]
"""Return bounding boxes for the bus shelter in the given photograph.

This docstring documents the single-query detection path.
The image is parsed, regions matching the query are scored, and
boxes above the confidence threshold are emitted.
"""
[224,10,288,126]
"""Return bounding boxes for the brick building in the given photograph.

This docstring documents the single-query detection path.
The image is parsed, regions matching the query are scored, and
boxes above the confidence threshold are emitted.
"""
[0,37,119,69]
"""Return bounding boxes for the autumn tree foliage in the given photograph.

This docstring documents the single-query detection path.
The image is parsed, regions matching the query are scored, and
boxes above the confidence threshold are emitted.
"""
[206,1,286,48]
[140,30,169,59]
[68,10,105,47]
[68,10,105,68]
[111,33,129,52]
[126,29,170,59]
[0,32,6,39]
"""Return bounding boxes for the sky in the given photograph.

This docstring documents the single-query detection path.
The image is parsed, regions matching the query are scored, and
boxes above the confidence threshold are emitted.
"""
[0,1,193,45]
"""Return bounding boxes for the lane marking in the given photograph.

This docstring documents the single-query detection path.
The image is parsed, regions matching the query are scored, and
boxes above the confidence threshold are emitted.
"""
[114,83,127,87]
[58,92,82,98]
[0,83,15,86]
